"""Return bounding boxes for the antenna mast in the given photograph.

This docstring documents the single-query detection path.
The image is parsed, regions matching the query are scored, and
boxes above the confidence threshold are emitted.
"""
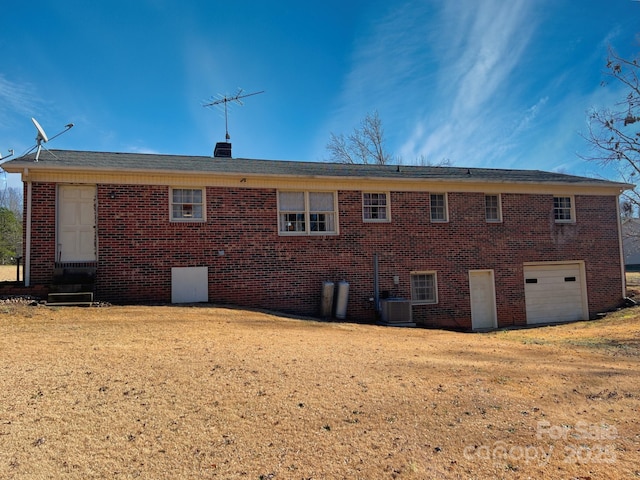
[203,88,264,141]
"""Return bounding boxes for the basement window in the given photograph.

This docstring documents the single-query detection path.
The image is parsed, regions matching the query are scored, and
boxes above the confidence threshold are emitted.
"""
[411,271,438,304]
[278,191,337,235]
[171,188,205,222]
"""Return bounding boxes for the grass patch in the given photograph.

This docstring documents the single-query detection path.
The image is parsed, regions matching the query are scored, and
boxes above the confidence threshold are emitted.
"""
[1,304,639,478]
[0,264,22,282]
[626,271,640,287]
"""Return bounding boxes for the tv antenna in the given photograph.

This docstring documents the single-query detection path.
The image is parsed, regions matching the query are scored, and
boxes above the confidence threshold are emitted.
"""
[203,88,264,141]
[24,117,74,161]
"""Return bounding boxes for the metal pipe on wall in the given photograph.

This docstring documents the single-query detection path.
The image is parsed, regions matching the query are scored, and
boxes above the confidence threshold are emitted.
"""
[373,253,379,312]
[24,177,32,286]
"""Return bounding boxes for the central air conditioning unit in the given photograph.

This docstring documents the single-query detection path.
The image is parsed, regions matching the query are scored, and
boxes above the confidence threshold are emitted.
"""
[379,298,415,326]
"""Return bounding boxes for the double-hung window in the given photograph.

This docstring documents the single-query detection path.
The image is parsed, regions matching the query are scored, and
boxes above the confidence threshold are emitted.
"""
[485,194,502,222]
[171,188,205,221]
[279,191,337,235]
[411,272,438,304]
[430,193,448,222]
[553,196,574,223]
[363,192,390,222]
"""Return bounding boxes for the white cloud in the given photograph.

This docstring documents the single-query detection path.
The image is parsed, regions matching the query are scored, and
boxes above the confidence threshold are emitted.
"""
[508,96,549,143]
[319,0,633,176]
[122,145,160,155]
[327,0,541,166]
[0,75,44,128]
[397,0,538,166]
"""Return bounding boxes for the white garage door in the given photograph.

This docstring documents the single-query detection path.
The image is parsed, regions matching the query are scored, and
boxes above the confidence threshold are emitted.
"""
[523,263,588,325]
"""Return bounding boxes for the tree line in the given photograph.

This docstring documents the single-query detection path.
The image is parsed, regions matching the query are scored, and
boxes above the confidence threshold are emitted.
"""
[0,185,22,265]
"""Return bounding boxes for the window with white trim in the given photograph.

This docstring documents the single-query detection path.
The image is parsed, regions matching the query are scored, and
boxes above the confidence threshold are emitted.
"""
[411,272,438,304]
[363,192,390,222]
[430,193,448,222]
[553,196,574,222]
[278,191,337,235]
[485,194,502,222]
[170,188,205,221]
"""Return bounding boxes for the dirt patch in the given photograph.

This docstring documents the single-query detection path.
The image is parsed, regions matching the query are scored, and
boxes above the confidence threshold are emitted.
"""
[0,304,639,479]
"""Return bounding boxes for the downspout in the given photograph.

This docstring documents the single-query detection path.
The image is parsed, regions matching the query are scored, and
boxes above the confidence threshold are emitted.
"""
[616,193,626,299]
[24,171,32,287]
[373,253,380,312]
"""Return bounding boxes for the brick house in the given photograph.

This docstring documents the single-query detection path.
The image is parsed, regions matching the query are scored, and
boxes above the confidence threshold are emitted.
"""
[622,218,640,270]
[2,148,631,329]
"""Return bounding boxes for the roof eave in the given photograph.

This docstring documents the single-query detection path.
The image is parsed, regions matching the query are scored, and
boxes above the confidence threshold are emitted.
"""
[3,158,633,192]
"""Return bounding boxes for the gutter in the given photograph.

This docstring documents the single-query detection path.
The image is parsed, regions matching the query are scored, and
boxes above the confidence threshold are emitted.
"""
[617,196,627,298]
[3,164,632,197]
[2,156,633,192]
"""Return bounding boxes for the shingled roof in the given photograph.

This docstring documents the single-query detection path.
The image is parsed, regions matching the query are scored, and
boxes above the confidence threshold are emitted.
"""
[1,149,631,188]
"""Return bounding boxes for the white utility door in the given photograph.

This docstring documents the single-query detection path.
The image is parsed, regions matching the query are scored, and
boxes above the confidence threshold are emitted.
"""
[171,267,209,303]
[524,262,588,325]
[469,270,497,330]
[58,185,97,262]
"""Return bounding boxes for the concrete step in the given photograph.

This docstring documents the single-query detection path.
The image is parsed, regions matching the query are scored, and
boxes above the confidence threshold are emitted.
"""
[378,321,417,328]
[47,292,93,306]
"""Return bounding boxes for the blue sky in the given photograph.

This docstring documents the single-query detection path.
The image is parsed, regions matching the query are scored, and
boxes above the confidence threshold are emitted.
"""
[1,1,639,190]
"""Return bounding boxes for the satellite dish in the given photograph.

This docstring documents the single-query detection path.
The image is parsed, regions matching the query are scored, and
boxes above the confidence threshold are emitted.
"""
[32,117,49,143]
[26,117,74,161]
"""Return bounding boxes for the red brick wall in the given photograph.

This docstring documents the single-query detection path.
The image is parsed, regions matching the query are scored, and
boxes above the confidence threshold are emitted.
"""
[26,183,624,328]
[26,183,57,284]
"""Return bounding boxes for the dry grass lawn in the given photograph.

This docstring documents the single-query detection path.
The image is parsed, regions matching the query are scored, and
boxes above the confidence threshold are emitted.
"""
[0,264,21,283]
[626,271,640,289]
[1,298,639,479]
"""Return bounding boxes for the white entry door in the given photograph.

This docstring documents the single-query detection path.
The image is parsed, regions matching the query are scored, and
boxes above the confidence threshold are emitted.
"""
[469,270,497,330]
[58,185,97,262]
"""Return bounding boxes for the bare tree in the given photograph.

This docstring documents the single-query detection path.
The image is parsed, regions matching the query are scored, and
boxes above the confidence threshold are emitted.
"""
[327,111,391,165]
[415,154,453,167]
[584,48,640,213]
[0,186,23,218]
[0,183,23,264]
[327,112,454,166]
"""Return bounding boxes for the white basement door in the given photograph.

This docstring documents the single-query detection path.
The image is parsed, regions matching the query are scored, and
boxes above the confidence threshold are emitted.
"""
[469,270,497,330]
[171,267,209,303]
[523,263,588,325]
